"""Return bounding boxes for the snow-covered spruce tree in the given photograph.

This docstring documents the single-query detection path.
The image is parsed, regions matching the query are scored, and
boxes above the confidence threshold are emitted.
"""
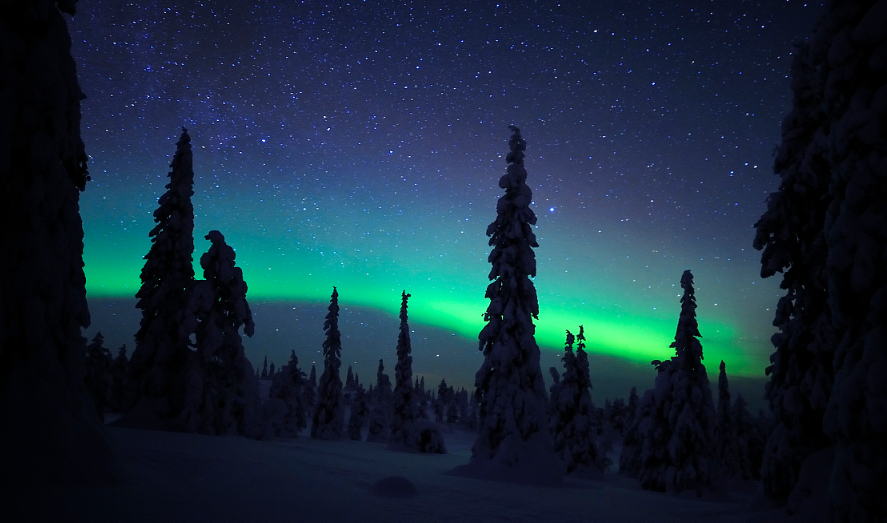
[269,350,308,436]
[454,126,563,484]
[716,360,740,478]
[389,291,417,446]
[388,291,446,453]
[620,384,657,478]
[311,287,344,440]
[752,7,837,503]
[347,384,369,441]
[549,328,605,474]
[84,332,114,420]
[638,271,719,495]
[125,128,196,428]
[178,231,257,435]
[304,363,317,412]
[815,2,887,520]
[733,393,765,481]
[0,0,116,485]
[366,359,392,442]
[261,356,268,379]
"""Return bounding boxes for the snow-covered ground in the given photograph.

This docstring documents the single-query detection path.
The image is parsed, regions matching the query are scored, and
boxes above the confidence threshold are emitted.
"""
[5,423,827,523]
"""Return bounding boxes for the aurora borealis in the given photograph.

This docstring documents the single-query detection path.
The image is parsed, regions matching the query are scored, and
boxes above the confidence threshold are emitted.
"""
[69,1,823,400]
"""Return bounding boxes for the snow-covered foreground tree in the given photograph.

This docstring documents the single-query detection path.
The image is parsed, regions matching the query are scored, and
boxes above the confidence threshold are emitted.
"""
[453,126,564,485]
[178,231,257,435]
[311,287,344,440]
[754,1,886,519]
[123,128,196,429]
[0,0,117,485]
[388,291,445,453]
[637,271,719,495]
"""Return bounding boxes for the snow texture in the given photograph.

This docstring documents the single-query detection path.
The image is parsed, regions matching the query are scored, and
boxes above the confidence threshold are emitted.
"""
[0,0,117,486]
[455,126,564,485]
[311,287,345,440]
[178,230,257,436]
[123,127,196,429]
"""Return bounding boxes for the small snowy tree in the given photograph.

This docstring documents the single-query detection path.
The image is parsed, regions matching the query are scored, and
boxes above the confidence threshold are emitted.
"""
[733,393,765,481]
[261,356,268,379]
[178,231,257,436]
[456,126,562,484]
[715,360,741,478]
[126,128,196,426]
[549,328,606,474]
[367,359,393,442]
[311,287,344,440]
[347,384,369,441]
[84,333,114,419]
[269,350,308,436]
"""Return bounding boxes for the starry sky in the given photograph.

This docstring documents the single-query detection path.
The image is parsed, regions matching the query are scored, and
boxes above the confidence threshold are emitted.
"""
[70,0,824,404]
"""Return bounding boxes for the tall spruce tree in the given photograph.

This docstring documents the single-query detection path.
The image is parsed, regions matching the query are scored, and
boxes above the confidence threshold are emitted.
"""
[179,231,256,435]
[125,128,196,426]
[311,287,344,440]
[389,291,419,447]
[815,2,887,519]
[752,3,836,503]
[638,271,719,495]
[0,0,116,484]
[754,2,887,518]
[455,126,562,484]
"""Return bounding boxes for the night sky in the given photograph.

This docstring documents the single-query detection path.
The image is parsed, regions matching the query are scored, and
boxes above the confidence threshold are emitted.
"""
[69,1,824,403]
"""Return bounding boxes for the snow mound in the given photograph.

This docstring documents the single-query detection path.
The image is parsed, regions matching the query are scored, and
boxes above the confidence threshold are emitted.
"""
[370,476,418,498]
[449,431,566,486]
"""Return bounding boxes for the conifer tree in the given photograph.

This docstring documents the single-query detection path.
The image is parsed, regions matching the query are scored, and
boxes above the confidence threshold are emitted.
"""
[814,3,887,520]
[550,327,606,474]
[84,332,114,420]
[269,350,308,436]
[345,366,354,391]
[347,384,369,441]
[126,128,196,425]
[457,126,561,484]
[311,287,344,440]
[179,231,256,435]
[638,271,719,495]
[0,1,116,483]
[389,291,419,447]
[733,393,765,481]
[269,361,276,376]
[367,359,392,442]
[751,3,836,502]
[715,360,740,478]
[261,356,268,379]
